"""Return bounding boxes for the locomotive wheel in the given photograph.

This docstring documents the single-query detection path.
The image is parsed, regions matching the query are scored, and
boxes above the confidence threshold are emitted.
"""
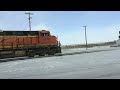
[48,51,55,55]
[27,51,35,57]
[39,53,45,56]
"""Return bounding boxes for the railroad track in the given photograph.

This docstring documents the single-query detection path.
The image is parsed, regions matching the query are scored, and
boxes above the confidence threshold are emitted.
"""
[0,47,119,63]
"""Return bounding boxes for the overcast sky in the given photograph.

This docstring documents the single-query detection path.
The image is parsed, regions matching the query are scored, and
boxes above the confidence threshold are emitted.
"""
[0,11,120,45]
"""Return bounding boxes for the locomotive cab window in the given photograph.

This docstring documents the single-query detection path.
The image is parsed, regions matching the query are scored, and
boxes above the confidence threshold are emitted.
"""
[45,33,49,36]
[0,32,3,36]
[40,32,50,36]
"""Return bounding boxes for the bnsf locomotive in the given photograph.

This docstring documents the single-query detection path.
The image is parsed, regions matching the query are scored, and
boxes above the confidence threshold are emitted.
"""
[0,30,61,58]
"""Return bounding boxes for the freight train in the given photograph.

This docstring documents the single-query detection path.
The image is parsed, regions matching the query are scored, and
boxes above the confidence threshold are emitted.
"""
[0,30,61,58]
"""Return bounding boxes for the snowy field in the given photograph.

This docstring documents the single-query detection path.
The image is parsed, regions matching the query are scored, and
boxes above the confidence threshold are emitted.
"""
[62,46,114,54]
[0,46,120,79]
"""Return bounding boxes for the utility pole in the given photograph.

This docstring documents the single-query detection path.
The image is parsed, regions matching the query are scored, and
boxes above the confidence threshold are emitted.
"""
[119,31,120,39]
[83,26,88,50]
[25,12,33,31]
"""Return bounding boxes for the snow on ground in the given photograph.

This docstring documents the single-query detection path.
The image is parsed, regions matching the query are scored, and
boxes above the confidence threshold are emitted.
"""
[0,47,120,79]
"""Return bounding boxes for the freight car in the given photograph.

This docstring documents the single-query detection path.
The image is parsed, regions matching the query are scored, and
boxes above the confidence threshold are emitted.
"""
[0,30,61,58]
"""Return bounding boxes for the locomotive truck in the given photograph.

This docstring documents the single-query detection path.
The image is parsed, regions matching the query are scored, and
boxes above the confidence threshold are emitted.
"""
[0,30,61,58]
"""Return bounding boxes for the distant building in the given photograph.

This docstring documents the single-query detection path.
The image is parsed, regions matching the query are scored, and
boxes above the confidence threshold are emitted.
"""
[116,31,120,46]
[116,40,120,46]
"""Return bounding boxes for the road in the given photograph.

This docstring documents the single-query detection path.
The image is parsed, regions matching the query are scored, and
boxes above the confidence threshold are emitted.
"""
[0,46,120,79]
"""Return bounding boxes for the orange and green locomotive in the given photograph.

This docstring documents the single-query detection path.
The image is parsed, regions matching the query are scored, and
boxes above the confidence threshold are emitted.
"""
[0,30,61,58]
